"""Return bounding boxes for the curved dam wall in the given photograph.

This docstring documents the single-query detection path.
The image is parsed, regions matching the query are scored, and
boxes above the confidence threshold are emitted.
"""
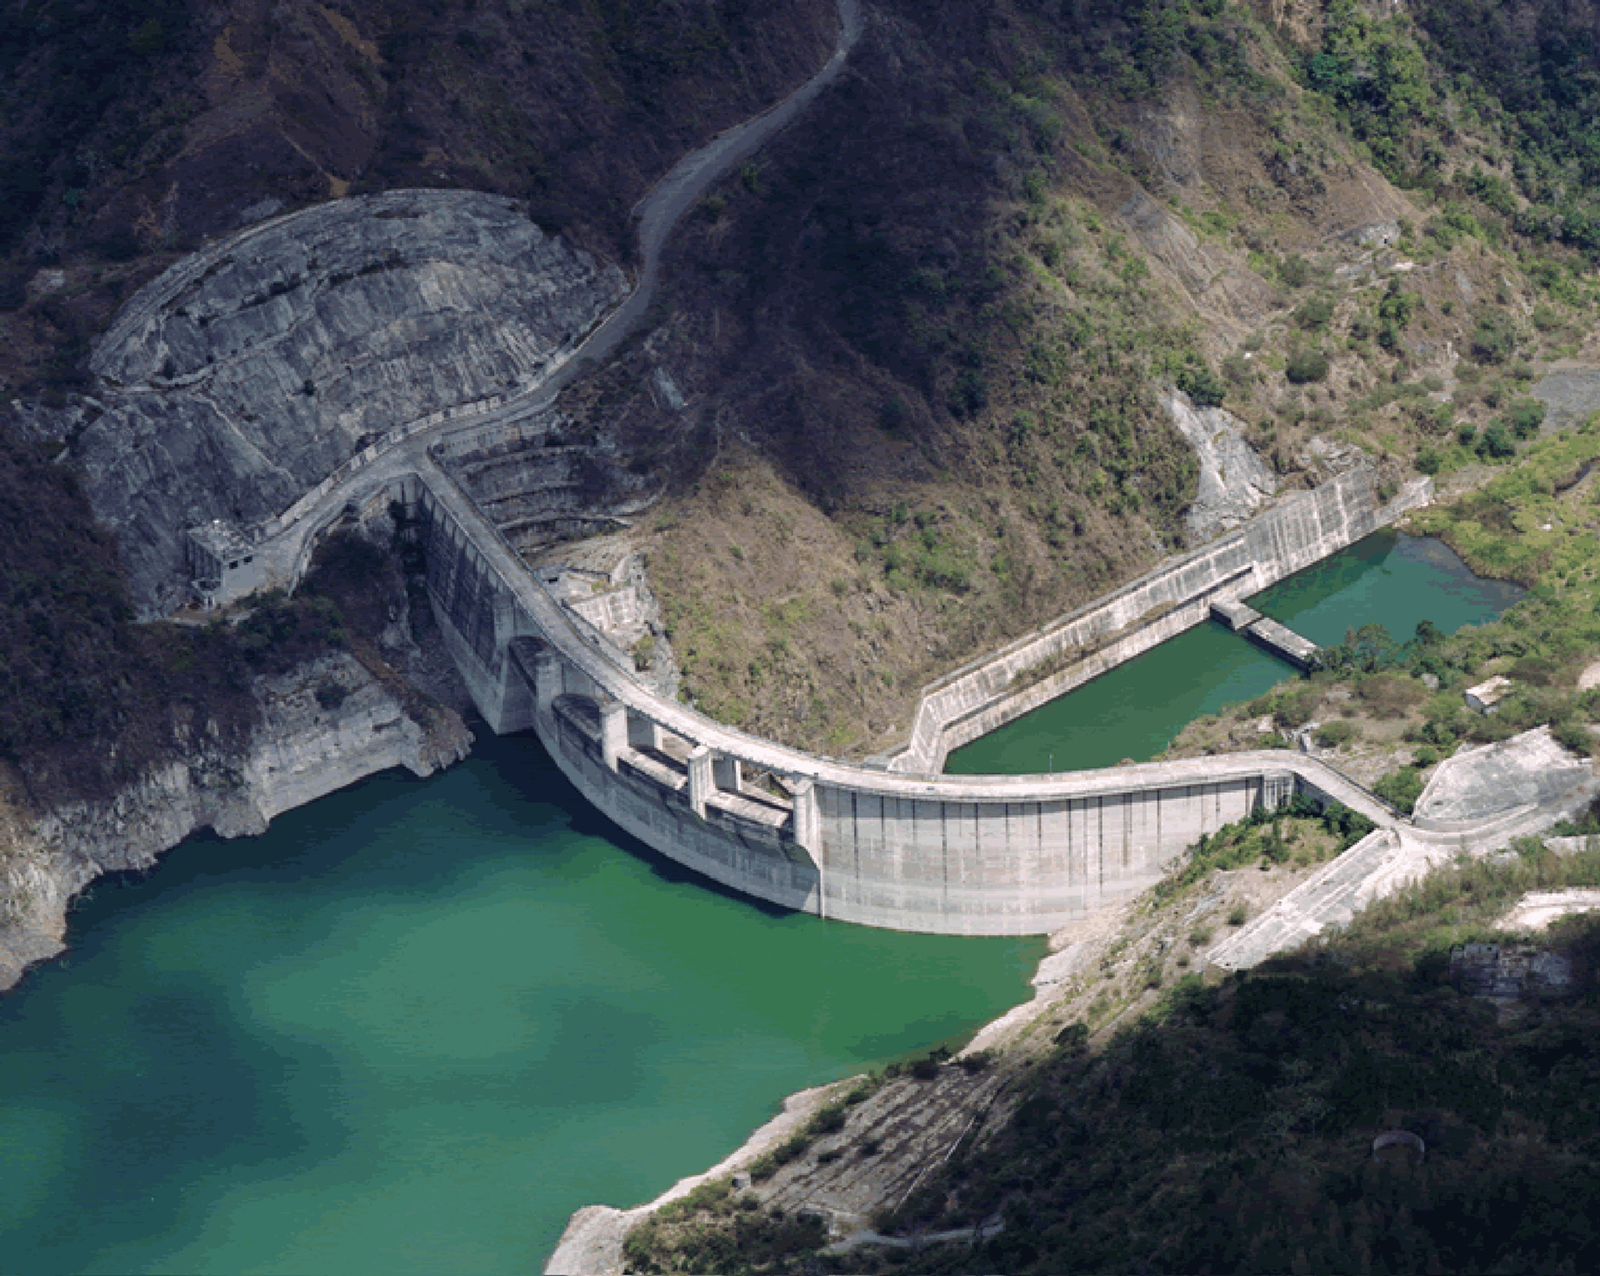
[405,461,1397,936]
[888,469,1434,773]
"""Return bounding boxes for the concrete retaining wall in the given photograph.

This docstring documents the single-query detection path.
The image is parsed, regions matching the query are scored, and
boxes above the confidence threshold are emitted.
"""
[889,470,1433,773]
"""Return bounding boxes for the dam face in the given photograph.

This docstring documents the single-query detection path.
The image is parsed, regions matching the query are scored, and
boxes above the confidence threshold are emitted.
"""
[409,464,1413,936]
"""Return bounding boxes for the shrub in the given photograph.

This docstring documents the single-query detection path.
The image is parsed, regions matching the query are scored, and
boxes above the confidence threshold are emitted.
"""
[1374,765,1426,814]
[1276,254,1314,288]
[1286,347,1331,384]
[1293,295,1335,331]
[1376,282,1417,349]
[1177,363,1226,408]
[1471,312,1519,364]
[1315,719,1358,747]
[1355,671,1426,717]
[1476,422,1516,459]
[1553,717,1597,758]
[1508,397,1547,438]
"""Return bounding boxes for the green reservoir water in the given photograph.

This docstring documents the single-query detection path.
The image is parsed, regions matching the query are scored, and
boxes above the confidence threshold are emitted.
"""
[949,532,1523,776]
[0,734,1039,1275]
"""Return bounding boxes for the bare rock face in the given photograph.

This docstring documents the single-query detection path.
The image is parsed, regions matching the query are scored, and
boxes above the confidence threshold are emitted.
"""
[59,189,626,614]
[0,651,472,991]
[1164,388,1277,543]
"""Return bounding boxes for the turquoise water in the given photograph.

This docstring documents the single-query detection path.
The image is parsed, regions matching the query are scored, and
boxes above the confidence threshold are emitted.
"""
[948,532,1523,776]
[0,734,1039,1274]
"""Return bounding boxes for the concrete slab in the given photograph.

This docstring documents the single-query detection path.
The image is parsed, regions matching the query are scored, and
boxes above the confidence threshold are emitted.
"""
[1206,829,1402,970]
[1211,600,1262,632]
[1244,616,1319,669]
[1499,889,1600,932]
[1414,728,1595,827]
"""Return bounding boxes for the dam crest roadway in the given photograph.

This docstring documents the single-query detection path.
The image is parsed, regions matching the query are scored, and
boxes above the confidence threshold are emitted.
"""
[135,0,1595,936]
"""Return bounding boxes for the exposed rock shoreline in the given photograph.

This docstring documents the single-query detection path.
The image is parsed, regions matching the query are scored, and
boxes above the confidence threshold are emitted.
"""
[0,646,472,993]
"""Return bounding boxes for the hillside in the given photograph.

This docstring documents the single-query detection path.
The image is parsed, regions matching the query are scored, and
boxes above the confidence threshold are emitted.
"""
[626,842,1600,1274]
[0,0,835,391]
[547,0,1600,755]
[1,0,1598,784]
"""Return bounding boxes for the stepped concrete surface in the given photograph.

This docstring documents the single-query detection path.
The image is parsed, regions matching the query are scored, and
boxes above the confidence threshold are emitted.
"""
[1210,727,1600,970]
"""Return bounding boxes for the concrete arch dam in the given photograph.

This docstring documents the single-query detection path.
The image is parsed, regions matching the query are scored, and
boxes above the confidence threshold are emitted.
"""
[406,459,1405,937]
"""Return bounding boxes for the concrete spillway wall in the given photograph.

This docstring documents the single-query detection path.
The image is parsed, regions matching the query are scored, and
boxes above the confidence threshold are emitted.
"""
[404,464,1397,935]
[888,469,1433,774]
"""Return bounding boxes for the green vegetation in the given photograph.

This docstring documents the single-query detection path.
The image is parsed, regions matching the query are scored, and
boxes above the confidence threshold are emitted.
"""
[871,855,1600,1275]
[1175,360,1225,408]
[0,0,195,254]
[0,427,400,801]
[863,506,977,595]
[1304,0,1600,262]
[1412,1,1600,259]
[1152,797,1371,906]
[1285,346,1330,384]
[623,1178,826,1276]
[1304,0,1436,177]
[627,846,1600,1274]
[1373,764,1426,815]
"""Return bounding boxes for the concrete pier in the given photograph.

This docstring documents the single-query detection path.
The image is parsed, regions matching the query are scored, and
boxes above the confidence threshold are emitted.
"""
[1210,600,1261,632]
[1242,616,1321,670]
[1211,600,1320,669]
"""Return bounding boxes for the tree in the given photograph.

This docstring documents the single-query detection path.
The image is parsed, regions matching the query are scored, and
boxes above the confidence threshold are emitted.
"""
[1286,347,1330,384]
[1177,363,1226,408]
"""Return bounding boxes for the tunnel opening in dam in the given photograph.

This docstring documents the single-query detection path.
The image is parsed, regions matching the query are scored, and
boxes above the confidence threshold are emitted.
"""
[945,532,1524,778]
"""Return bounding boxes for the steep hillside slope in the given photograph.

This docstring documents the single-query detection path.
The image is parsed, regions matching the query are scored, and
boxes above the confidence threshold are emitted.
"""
[549,0,1600,755]
[3,0,1599,783]
[0,0,836,390]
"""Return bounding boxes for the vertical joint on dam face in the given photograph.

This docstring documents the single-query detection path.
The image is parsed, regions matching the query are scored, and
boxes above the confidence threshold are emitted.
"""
[528,638,560,715]
[790,780,822,861]
[599,697,626,771]
[492,591,521,650]
[687,746,714,819]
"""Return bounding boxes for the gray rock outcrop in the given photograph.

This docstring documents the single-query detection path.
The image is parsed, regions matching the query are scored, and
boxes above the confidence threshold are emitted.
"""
[0,650,472,990]
[1164,388,1277,543]
[55,190,626,613]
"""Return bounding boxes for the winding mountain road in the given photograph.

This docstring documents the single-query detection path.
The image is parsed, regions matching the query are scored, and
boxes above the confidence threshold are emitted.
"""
[223,0,863,595]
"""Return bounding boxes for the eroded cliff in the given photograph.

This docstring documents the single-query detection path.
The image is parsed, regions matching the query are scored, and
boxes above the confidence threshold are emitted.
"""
[0,641,471,992]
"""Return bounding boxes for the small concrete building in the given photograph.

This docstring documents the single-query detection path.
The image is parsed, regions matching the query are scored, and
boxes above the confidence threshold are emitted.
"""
[186,520,267,609]
[1465,675,1513,715]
